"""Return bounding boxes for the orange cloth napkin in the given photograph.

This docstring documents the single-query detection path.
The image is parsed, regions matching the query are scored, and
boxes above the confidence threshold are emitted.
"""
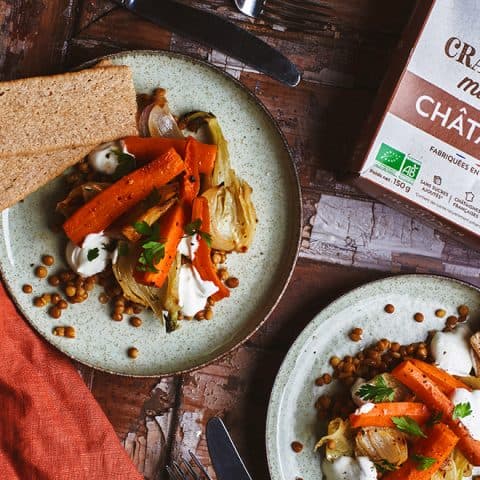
[0,282,142,479]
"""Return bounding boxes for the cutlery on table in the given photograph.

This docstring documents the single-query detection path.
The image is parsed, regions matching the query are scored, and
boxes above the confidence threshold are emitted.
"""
[206,417,253,480]
[166,450,212,480]
[114,0,301,87]
[234,0,332,32]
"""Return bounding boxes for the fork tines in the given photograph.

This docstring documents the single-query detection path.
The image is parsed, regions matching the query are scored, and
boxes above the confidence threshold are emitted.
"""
[262,0,333,32]
[166,451,213,480]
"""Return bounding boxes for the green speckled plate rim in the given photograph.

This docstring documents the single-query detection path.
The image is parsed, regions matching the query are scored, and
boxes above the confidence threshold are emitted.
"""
[265,273,480,480]
[0,49,302,378]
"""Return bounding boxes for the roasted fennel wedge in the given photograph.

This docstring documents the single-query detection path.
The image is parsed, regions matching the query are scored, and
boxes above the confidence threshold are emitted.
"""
[180,111,257,252]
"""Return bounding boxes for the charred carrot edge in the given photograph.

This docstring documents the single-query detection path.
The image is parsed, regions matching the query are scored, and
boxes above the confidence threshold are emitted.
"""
[392,360,480,465]
[191,196,230,301]
[63,148,185,245]
[134,203,186,288]
[180,138,200,203]
[122,136,216,174]
[409,359,471,395]
[384,423,459,480]
[349,402,430,428]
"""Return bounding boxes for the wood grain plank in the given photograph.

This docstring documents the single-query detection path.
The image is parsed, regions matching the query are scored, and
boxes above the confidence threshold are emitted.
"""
[90,372,171,439]
[76,0,116,32]
[179,0,414,35]
[0,0,79,79]
[75,8,172,51]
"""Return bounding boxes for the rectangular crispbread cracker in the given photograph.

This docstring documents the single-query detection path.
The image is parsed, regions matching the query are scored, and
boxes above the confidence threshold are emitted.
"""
[0,66,138,157]
[0,145,95,211]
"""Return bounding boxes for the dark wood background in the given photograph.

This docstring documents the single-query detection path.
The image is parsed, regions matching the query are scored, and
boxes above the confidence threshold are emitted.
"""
[3,1,477,478]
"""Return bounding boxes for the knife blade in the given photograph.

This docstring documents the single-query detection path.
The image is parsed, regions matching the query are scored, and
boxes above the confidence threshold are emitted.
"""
[206,417,253,480]
[114,0,301,87]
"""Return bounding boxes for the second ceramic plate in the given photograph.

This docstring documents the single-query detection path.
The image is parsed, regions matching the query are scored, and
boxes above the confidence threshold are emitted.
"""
[0,51,301,376]
[266,274,480,480]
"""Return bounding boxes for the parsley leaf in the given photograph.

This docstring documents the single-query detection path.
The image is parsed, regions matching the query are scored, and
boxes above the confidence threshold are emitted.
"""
[133,221,164,273]
[134,221,153,236]
[453,402,472,420]
[374,460,397,473]
[87,248,99,261]
[112,149,136,181]
[412,454,437,471]
[137,241,165,272]
[392,416,427,438]
[427,411,443,427]
[357,376,395,403]
[184,219,212,247]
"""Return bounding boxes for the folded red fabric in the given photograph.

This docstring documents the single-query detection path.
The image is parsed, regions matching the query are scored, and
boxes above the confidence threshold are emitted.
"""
[0,282,142,480]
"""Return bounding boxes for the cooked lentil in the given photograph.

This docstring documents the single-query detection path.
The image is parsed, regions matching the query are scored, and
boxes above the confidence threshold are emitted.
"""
[49,307,61,319]
[291,441,303,453]
[22,284,33,294]
[414,312,424,323]
[48,275,60,286]
[35,266,48,278]
[130,316,142,327]
[53,326,65,336]
[127,347,139,359]
[384,304,395,314]
[42,255,55,266]
[226,277,239,288]
[65,326,76,338]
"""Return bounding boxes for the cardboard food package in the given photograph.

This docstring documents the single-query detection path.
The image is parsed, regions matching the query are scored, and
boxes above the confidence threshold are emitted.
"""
[350,0,480,249]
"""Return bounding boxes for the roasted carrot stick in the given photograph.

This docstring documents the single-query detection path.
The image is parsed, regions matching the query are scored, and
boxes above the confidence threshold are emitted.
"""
[134,203,186,288]
[409,359,471,395]
[392,361,480,465]
[384,423,459,480]
[180,138,200,203]
[392,361,454,418]
[63,148,184,245]
[191,196,229,301]
[122,136,217,174]
[350,402,430,428]
[122,137,186,162]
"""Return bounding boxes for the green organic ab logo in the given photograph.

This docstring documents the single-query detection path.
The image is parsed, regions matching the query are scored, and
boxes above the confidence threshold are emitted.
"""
[401,159,421,180]
[375,143,421,183]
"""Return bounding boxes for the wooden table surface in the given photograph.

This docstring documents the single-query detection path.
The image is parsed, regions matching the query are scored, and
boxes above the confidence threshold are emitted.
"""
[2,1,480,478]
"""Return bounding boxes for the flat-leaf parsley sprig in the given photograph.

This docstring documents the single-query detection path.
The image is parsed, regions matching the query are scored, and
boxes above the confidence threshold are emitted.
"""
[133,221,165,273]
[184,219,212,246]
[357,376,395,403]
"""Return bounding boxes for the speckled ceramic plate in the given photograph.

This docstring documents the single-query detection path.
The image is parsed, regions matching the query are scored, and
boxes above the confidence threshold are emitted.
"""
[266,274,480,480]
[0,51,301,376]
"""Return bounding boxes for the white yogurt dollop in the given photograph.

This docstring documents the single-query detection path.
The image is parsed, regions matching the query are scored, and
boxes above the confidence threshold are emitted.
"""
[88,141,133,175]
[66,232,115,277]
[178,265,218,317]
[322,456,377,480]
[177,235,199,261]
[451,388,480,441]
[430,325,473,376]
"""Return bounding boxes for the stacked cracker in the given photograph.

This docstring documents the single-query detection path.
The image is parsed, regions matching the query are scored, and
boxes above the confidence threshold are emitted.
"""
[0,65,138,211]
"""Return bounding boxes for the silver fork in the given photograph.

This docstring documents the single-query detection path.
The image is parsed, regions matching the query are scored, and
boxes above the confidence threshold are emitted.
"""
[166,450,213,480]
[234,0,333,32]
